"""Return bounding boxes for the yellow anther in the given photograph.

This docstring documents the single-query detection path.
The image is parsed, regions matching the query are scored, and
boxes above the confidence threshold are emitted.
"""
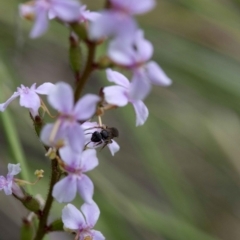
[45,147,57,159]
[34,169,44,178]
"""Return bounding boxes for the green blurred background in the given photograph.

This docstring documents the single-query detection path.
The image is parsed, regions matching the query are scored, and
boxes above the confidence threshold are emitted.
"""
[1,0,240,239]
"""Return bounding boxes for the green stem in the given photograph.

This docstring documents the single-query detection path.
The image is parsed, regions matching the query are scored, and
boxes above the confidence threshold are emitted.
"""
[33,159,61,240]
[74,42,96,102]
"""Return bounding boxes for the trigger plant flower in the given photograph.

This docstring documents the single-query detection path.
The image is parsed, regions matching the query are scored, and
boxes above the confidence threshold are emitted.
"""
[53,147,98,203]
[62,202,105,240]
[108,30,172,87]
[19,0,81,38]
[40,82,100,152]
[0,163,22,196]
[0,83,54,117]
[103,69,150,126]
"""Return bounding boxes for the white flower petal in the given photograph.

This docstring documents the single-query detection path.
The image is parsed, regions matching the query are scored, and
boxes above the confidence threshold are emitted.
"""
[81,149,98,172]
[74,94,100,121]
[107,140,120,156]
[7,163,21,176]
[51,0,80,22]
[30,6,49,38]
[52,175,77,203]
[132,100,149,126]
[81,202,100,227]
[134,30,153,62]
[103,86,128,107]
[48,82,74,114]
[3,182,13,195]
[77,174,94,203]
[67,124,85,153]
[35,82,55,95]
[59,147,81,167]
[89,11,136,40]
[108,37,135,66]
[92,230,105,240]
[62,204,85,230]
[0,92,20,112]
[106,69,129,88]
[145,61,172,86]
[19,90,41,116]
[129,73,151,101]
[110,0,155,15]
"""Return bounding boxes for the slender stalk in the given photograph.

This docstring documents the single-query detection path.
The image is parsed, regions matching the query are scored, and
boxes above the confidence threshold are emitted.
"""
[33,159,61,240]
[74,42,96,102]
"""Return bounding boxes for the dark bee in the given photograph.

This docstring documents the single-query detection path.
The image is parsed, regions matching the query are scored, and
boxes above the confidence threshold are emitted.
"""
[85,126,119,149]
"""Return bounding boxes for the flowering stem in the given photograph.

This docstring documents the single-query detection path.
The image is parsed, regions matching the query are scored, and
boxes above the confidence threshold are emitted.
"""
[33,159,61,240]
[74,42,96,102]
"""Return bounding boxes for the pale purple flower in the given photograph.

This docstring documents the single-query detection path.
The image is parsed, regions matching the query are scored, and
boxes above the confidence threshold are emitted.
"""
[108,30,172,87]
[19,0,81,38]
[82,121,120,155]
[52,147,98,203]
[40,82,100,153]
[0,163,21,195]
[89,0,155,41]
[103,69,150,126]
[0,83,54,117]
[62,202,105,240]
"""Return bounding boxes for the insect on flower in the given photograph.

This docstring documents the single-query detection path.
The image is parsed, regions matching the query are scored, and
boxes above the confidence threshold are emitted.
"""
[85,125,119,150]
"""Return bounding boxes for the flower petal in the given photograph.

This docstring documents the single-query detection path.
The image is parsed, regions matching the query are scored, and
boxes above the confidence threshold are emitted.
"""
[81,149,98,172]
[89,11,137,41]
[74,94,100,121]
[11,182,25,199]
[129,72,151,101]
[48,82,74,114]
[0,176,6,190]
[52,175,77,203]
[51,0,81,22]
[103,86,128,107]
[108,37,136,66]
[62,203,85,230]
[19,90,41,115]
[7,163,21,176]
[59,147,81,167]
[145,61,172,86]
[40,123,67,148]
[30,6,49,38]
[79,5,101,22]
[35,82,55,95]
[81,201,100,227]
[106,69,129,88]
[3,182,13,195]
[134,30,153,62]
[107,140,120,156]
[77,174,94,203]
[110,0,155,15]
[0,92,20,112]
[132,100,149,126]
[67,124,85,153]
[92,230,105,240]
[82,121,99,131]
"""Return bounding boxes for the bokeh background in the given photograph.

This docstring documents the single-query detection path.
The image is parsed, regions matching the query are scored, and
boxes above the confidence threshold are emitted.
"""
[1,0,240,239]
